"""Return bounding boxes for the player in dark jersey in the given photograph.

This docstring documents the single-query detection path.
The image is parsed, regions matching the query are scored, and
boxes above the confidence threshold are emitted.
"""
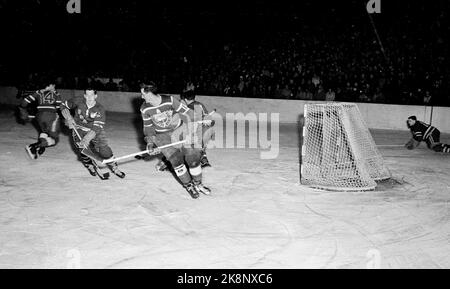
[405,116,450,153]
[16,90,38,124]
[140,81,210,199]
[60,88,126,178]
[18,79,62,159]
[180,83,215,167]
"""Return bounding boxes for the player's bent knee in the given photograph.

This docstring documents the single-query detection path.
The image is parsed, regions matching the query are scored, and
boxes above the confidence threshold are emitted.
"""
[98,146,113,159]
[187,159,200,168]
[168,151,184,167]
[185,150,202,167]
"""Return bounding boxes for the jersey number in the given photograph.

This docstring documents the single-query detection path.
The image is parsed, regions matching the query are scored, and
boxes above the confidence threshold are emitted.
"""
[42,93,55,105]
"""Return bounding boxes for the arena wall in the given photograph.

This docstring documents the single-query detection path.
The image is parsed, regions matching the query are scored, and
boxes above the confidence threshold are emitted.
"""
[0,86,447,133]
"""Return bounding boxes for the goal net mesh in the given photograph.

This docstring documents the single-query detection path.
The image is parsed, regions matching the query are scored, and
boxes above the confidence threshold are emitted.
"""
[301,103,390,191]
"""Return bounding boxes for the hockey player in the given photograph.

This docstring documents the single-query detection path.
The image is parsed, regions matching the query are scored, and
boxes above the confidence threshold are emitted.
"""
[405,116,450,153]
[60,88,126,178]
[140,81,210,199]
[18,78,62,159]
[155,82,215,171]
[180,82,215,167]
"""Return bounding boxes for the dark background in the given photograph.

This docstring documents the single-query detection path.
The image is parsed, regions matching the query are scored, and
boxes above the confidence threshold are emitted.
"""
[0,0,448,105]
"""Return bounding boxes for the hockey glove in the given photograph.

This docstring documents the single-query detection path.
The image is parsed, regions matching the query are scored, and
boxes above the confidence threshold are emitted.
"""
[145,139,160,155]
[64,118,76,129]
[202,119,215,127]
[18,106,29,122]
[145,135,157,148]
[78,130,96,148]
[146,143,158,152]
[61,109,76,129]
[405,138,420,150]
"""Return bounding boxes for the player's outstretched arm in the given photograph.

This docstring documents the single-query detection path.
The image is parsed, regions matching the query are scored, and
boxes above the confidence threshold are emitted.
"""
[60,107,76,129]
[78,130,96,148]
[405,138,420,150]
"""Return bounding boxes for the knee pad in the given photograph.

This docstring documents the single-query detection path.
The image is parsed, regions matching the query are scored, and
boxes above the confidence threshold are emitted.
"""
[185,149,202,167]
[168,150,184,168]
[97,145,113,159]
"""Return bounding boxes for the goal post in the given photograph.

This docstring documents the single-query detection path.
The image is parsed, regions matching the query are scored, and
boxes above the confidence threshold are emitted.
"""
[300,103,390,191]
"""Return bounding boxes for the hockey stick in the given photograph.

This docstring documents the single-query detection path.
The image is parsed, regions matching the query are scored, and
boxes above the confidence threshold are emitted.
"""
[206,109,216,117]
[376,145,405,147]
[103,140,186,164]
[80,146,104,163]
[65,124,103,163]
[61,109,109,179]
[74,129,110,179]
[193,109,216,125]
[196,120,214,125]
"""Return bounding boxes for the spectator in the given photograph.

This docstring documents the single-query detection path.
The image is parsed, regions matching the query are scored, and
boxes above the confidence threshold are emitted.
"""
[10,1,449,105]
[325,88,336,101]
[423,91,432,105]
[280,84,293,99]
[105,78,118,91]
[314,85,326,101]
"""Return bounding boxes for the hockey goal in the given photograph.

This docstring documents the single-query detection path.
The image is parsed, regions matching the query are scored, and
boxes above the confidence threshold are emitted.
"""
[300,103,390,191]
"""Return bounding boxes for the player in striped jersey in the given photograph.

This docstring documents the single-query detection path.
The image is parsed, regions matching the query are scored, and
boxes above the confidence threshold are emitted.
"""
[60,88,125,178]
[405,116,450,153]
[140,81,210,199]
[155,82,215,171]
[18,79,62,159]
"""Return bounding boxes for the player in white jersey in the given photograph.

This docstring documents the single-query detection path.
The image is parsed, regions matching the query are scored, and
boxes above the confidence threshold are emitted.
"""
[140,81,211,199]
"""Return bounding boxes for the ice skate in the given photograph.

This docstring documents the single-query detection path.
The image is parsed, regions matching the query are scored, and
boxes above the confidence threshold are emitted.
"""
[194,182,211,195]
[200,154,211,168]
[37,146,46,157]
[155,159,169,172]
[184,183,199,199]
[108,162,126,178]
[25,143,38,160]
[85,163,98,177]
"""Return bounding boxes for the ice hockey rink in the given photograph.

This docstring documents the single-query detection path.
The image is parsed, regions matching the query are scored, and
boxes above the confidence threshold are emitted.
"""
[0,108,449,269]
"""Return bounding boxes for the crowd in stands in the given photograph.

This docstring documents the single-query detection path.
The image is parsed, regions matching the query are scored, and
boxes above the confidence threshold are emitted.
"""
[2,1,449,106]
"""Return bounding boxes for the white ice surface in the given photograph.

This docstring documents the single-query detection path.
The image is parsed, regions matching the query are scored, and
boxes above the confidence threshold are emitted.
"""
[0,110,449,268]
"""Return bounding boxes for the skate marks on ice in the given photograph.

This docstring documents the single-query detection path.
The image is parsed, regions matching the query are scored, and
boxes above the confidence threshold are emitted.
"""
[213,145,450,268]
[0,111,449,268]
[107,171,295,267]
[88,147,301,268]
[294,188,449,268]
